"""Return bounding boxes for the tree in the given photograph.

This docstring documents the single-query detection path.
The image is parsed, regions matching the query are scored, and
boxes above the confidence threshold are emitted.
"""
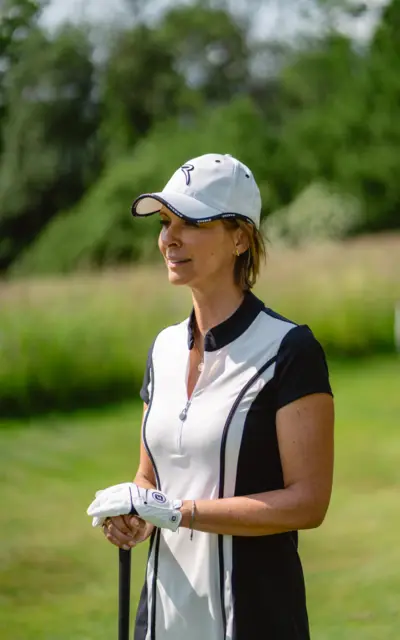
[253,32,360,212]
[347,0,400,230]
[159,3,250,105]
[99,23,186,161]
[0,24,100,270]
[251,0,400,232]
[0,0,46,146]
[99,3,252,162]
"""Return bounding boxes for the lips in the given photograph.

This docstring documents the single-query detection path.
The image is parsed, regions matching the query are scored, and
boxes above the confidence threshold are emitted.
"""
[166,258,191,264]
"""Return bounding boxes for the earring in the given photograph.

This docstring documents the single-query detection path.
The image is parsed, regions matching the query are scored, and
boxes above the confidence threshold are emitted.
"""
[235,248,240,257]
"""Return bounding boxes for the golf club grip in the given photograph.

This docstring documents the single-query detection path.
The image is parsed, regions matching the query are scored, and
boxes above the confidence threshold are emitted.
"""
[118,548,132,640]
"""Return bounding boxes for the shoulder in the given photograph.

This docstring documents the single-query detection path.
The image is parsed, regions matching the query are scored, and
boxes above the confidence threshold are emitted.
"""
[257,300,319,355]
[272,322,332,408]
[250,300,299,355]
[144,316,190,363]
[277,323,323,355]
[253,298,332,402]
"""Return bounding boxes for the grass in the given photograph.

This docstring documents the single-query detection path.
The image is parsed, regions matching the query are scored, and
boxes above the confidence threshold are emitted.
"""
[1,232,400,417]
[0,356,399,639]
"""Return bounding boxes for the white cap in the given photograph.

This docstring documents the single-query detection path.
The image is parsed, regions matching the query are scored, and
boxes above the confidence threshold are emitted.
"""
[131,153,262,228]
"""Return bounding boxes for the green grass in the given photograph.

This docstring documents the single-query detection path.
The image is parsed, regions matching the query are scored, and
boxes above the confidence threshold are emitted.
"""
[0,356,399,639]
[1,233,400,417]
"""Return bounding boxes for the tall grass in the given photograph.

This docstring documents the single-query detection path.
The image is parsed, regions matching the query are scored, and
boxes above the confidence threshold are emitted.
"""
[1,234,399,417]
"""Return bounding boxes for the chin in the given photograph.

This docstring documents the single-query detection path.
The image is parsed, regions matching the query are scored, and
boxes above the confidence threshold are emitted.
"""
[167,272,191,286]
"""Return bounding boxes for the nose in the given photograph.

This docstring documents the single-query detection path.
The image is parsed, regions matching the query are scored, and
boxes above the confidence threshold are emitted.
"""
[160,221,182,249]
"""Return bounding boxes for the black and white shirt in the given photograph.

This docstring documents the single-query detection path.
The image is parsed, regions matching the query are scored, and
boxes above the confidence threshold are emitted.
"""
[134,292,332,640]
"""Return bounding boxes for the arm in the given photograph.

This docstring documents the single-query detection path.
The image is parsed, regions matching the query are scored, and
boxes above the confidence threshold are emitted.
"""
[179,392,334,536]
[133,403,157,490]
[133,340,157,490]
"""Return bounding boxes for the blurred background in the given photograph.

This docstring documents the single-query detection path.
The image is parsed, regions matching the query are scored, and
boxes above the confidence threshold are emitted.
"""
[0,0,399,638]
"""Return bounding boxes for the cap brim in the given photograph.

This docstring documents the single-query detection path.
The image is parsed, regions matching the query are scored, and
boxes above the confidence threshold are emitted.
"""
[131,192,255,226]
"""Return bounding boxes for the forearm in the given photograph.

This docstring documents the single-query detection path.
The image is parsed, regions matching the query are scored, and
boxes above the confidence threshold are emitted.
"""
[133,470,156,491]
[180,486,327,537]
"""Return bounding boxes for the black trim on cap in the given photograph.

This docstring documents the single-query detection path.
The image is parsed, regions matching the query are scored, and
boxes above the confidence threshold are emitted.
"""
[131,193,256,227]
[188,291,264,353]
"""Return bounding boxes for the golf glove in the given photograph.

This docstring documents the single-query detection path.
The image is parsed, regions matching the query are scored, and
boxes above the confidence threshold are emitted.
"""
[87,482,182,532]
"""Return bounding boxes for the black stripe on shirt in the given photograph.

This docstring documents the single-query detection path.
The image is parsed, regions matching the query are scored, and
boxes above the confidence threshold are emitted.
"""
[217,355,277,638]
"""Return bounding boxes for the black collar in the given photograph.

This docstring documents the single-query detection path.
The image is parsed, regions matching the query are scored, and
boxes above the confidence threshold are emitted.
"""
[187,291,264,352]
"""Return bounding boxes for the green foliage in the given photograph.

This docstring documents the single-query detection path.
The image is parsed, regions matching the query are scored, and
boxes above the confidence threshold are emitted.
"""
[340,0,400,231]
[0,0,46,129]
[268,33,361,204]
[2,0,400,275]
[0,23,100,270]
[265,182,362,245]
[271,3,400,233]
[99,3,252,161]
[159,3,250,103]
[12,97,268,274]
[0,271,176,416]
[0,0,43,50]
[2,235,399,417]
[99,23,186,161]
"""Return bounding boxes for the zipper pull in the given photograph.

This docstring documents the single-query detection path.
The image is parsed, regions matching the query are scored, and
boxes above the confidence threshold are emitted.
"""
[179,401,190,422]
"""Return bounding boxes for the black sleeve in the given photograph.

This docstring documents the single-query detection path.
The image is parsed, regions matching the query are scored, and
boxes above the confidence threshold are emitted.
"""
[140,340,155,404]
[274,325,333,410]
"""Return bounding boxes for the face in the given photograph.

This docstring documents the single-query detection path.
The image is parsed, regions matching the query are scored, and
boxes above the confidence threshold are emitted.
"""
[158,207,247,290]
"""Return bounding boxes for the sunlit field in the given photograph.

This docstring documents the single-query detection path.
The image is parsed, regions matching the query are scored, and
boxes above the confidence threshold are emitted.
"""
[1,356,399,639]
[1,233,399,417]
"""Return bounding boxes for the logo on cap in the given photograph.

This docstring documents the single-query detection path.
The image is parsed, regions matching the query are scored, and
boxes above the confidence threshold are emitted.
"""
[181,164,194,186]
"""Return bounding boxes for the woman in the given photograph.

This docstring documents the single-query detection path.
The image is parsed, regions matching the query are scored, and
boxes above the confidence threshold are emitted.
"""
[87,153,334,640]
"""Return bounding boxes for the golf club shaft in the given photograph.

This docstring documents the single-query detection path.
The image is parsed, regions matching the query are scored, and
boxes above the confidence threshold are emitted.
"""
[119,548,131,640]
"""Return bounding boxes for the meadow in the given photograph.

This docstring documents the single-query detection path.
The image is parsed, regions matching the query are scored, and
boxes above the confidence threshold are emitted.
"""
[1,232,399,417]
[0,355,399,639]
[1,233,399,639]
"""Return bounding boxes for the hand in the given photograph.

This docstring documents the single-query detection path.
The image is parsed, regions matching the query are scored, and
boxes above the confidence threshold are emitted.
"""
[87,482,183,532]
[103,515,154,550]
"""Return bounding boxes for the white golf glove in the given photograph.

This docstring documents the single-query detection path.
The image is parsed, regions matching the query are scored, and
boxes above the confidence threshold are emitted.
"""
[87,482,183,532]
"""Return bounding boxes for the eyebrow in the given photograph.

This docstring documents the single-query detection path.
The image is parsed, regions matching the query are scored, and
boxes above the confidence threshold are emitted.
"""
[159,207,172,217]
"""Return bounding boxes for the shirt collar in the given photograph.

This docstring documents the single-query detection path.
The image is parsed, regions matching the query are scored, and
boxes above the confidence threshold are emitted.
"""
[187,291,264,352]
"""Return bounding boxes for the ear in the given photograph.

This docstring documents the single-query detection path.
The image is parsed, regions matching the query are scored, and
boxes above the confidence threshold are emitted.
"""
[234,227,250,255]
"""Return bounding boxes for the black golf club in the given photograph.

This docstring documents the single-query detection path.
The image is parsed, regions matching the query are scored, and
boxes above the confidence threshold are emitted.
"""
[118,548,132,640]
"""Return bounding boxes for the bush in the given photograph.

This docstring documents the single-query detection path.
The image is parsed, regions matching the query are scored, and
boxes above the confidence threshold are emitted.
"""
[0,268,191,417]
[265,182,363,247]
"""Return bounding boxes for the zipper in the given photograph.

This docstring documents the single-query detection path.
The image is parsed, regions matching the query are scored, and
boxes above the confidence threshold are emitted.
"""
[179,401,191,423]
[177,400,191,452]
[176,355,206,454]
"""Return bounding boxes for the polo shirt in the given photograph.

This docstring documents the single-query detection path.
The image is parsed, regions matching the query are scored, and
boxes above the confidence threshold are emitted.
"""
[134,291,332,640]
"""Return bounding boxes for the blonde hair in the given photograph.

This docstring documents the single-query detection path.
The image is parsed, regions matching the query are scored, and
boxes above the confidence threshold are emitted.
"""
[223,218,267,290]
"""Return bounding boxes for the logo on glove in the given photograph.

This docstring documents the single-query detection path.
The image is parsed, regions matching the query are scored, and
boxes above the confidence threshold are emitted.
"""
[153,491,167,504]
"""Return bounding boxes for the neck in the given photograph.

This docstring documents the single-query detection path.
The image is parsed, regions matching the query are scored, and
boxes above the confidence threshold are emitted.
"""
[191,283,246,344]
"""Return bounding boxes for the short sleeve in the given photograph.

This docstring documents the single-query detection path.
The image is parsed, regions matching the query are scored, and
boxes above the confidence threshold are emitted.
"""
[140,340,155,404]
[274,325,333,410]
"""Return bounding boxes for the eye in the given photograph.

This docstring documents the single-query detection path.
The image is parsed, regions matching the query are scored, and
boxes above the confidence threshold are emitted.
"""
[159,219,169,227]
